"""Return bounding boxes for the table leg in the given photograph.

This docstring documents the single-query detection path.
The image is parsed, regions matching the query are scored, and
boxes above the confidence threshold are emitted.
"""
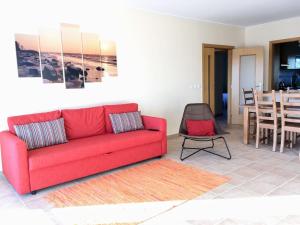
[243,107,249,144]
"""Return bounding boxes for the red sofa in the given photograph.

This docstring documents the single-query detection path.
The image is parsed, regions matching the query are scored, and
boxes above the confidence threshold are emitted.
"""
[0,103,167,195]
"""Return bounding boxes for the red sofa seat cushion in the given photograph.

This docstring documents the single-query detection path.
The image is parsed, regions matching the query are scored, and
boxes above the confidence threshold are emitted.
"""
[28,130,163,171]
[62,106,105,140]
[7,110,61,135]
[186,119,216,136]
[104,103,138,133]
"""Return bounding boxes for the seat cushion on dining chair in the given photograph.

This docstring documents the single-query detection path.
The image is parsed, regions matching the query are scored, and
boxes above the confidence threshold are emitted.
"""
[186,119,216,136]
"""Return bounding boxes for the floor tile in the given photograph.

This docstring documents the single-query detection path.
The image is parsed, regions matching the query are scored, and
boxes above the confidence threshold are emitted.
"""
[251,172,294,186]
[277,215,300,225]
[230,165,263,179]
[237,180,278,195]
[267,188,294,197]
[211,183,236,195]
[195,191,217,200]
[215,187,258,199]
[225,172,251,186]
[275,180,300,195]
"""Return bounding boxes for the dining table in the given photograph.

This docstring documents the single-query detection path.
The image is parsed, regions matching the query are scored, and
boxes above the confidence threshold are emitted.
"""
[242,98,300,145]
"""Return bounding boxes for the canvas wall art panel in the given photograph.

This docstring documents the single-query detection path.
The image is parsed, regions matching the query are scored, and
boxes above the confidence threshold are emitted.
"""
[15,34,41,77]
[100,40,118,76]
[61,23,84,89]
[81,33,103,82]
[39,29,64,83]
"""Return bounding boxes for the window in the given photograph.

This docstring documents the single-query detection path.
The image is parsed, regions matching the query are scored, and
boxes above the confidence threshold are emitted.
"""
[296,57,300,69]
[287,56,300,69]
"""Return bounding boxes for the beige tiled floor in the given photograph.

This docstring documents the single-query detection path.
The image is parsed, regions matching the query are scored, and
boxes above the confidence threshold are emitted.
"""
[1,125,300,224]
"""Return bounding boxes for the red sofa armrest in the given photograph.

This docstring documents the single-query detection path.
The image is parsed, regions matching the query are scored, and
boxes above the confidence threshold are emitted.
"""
[142,115,166,132]
[0,131,30,194]
[142,115,167,155]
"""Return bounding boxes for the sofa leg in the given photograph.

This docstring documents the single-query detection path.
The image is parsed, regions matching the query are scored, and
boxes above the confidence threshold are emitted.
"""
[157,155,163,159]
[31,190,37,195]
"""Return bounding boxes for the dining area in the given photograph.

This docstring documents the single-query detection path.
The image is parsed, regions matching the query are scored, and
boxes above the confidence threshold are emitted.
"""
[242,89,300,155]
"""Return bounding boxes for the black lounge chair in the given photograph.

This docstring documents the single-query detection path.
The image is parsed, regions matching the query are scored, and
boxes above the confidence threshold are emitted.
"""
[179,103,231,161]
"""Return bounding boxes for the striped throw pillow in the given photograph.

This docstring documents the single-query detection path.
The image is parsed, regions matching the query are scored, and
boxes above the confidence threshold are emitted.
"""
[109,111,144,134]
[14,118,68,150]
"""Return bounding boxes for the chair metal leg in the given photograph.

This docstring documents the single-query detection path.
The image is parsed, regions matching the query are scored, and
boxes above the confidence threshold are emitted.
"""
[222,137,232,160]
[180,137,213,161]
[180,136,231,161]
[180,137,187,160]
[202,137,231,160]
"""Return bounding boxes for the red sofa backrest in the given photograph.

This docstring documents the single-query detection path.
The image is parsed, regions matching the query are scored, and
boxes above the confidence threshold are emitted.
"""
[61,106,105,140]
[104,103,138,133]
[7,110,61,135]
[6,103,139,136]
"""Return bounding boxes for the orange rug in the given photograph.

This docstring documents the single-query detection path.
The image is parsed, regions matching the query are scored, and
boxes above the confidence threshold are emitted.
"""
[45,159,228,207]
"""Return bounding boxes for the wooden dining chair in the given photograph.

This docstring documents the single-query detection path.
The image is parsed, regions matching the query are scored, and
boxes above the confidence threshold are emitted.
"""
[242,88,255,105]
[254,90,279,151]
[286,89,300,148]
[243,88,256,138]
[280,90,300,153]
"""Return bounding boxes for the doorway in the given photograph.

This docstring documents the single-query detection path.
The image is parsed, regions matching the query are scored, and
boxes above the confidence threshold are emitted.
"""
[269,37,300,90]
[202,44,233,125]
[214,49,228,124]
[231,47,264,124]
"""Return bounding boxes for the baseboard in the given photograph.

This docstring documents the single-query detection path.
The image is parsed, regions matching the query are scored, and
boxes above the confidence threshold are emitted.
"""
[167,133,179,139]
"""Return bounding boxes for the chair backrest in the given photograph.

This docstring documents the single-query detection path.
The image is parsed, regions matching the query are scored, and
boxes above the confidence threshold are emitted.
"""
[242,88,255,105]
[254,90,278,126]
[280,90,300,132]
[286,89,300,102]
[179,103,224,135]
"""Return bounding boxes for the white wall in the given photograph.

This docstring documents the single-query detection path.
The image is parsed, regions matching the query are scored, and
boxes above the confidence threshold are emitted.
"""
[245,16,300,89]
[0,0,244,138]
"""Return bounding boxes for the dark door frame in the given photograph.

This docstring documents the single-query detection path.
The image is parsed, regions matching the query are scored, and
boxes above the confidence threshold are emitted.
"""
[268,36,300,90]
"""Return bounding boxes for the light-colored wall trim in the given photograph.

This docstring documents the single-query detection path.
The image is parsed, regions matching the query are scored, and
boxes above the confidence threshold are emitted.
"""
[167,133,179,139]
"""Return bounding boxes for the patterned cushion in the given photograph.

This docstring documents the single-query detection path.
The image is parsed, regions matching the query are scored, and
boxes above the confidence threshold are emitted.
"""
[14,118,68,150]
[109,111,144,134]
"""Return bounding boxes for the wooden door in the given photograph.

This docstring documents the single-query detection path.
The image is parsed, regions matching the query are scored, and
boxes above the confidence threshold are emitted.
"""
[231,47,264,124]
[203,47,215,113]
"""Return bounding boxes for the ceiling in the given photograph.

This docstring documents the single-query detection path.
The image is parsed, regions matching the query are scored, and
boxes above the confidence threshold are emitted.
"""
[124,0,300,26]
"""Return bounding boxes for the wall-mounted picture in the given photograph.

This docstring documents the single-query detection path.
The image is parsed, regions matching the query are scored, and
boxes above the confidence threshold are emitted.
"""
[61,23,84,89]
[14,23,119,89]
[100,40,118,76]
[81,33,103,82]
[15,34,41,77]
[39,29,64,83]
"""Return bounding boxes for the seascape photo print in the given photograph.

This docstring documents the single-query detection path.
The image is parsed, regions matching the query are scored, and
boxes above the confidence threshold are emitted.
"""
[81,33,103,82]
[61,23,85,89]
[100,40,118,76]
[14,23,119,89]
[15,34,41,77]
[39,29,64,83]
